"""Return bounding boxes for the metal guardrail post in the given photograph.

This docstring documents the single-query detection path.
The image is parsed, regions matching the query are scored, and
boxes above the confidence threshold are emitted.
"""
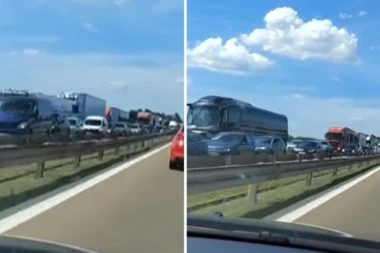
[247,183,259,206]
[98,150,104,160]
[331,168,338,178]
[114,146,120,155]
[73,156,81,168]
[305,173,312,186]
[35,162,45,179]
[297,154,302,162]
[225,155,232,165]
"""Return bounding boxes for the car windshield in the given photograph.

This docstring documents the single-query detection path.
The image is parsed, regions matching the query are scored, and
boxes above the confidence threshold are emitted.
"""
[0,98,35,116]
[187,105,219,127]
[211,132,243,142]
[325,132,343,140]
[85,119,102,126]
[1,1,184,253]
[186,0,380,247]
[254,137,272,145]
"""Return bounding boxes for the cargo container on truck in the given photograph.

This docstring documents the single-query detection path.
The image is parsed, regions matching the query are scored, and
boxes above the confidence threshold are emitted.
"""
[358,132,367,147]
[105,107,129,124]
[58,92,106,121]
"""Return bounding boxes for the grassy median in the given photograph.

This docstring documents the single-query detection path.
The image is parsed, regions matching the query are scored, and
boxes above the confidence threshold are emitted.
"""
[188,160,379,219]
[0,143,163,213]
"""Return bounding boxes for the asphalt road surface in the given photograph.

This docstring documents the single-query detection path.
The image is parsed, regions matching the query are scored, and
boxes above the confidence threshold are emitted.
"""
[4,145,184,253]
[295,168,380,242]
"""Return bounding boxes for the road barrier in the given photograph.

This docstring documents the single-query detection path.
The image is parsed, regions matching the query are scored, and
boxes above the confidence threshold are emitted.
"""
[0,131,176,178]
[187,153,380,206]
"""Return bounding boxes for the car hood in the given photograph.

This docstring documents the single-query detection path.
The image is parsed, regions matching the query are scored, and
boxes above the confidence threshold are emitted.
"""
[0,234,100,252]
[0,112,25,123]
[188,214,352,239]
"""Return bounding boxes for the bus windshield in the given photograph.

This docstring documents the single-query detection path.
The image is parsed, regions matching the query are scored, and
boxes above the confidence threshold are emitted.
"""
[325,132,343,140]
[187,105,219,128]
[0,99,35,116]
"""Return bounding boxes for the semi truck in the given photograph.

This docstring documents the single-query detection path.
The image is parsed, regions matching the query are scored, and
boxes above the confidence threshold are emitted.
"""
[105,107,129,125]
[58,92,106,121]
[366,134,377,153]
[325,126,358,153]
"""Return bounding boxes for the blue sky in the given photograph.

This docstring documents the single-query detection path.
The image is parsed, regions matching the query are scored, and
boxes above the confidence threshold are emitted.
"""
[187,0,380,137]
[0,0,184,118]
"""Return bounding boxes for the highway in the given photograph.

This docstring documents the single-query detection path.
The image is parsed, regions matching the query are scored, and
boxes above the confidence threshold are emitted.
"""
[292,166,380,242]
[2,144,183,253]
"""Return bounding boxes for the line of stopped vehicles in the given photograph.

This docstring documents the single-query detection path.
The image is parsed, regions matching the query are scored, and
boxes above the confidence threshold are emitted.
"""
[0,89,183,146]
[186,96,380,158]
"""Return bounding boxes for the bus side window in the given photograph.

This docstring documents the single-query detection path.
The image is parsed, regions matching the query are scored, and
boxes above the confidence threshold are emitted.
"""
[228,106,241,127]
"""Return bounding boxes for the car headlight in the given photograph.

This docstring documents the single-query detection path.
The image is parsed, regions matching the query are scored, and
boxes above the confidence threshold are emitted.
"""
[18,122,28,129]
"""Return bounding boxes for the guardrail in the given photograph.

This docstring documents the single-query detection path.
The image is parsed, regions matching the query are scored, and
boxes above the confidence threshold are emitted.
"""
[1,131,176,178]
[187,153,380,206]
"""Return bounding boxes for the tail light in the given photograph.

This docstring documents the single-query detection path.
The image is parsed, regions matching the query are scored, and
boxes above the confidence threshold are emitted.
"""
[174,131,184,147]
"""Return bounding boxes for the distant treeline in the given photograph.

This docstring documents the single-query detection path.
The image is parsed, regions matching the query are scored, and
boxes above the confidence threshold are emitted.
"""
[288,135,319,141]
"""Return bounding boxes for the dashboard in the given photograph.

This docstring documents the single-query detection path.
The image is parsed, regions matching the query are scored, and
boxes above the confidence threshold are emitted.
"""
[188,237,327,253]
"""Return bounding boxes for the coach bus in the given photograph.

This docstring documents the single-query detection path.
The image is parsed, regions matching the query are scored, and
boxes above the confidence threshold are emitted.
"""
[187,95,288,142]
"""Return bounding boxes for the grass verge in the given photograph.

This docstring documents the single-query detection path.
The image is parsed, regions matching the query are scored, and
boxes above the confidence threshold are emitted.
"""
[0,142,165,213]
[188,160,380,219]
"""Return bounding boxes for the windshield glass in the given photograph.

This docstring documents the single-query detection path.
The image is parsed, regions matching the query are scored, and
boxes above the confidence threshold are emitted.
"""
[85,119,102,126]
[325,132,342,140]
[186,0,380,246]
[187,105,219,127]
[0,98,34,116]
[254,137,272,145]
[1,1,184,253]
[211,132,243,142]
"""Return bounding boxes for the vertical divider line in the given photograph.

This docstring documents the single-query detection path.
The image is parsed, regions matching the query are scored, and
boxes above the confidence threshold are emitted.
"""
[183,0,188,252]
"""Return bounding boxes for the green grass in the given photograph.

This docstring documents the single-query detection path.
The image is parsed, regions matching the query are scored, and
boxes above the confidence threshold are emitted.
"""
[188,160,379,219]
[0,142,164,212]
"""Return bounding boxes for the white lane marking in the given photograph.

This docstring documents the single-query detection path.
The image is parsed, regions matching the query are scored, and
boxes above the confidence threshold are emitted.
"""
[277,166,380,222]
[0,143,171,234]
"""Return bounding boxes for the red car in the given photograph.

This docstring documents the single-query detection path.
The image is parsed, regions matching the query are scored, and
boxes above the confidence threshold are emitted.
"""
[169,127,184,170]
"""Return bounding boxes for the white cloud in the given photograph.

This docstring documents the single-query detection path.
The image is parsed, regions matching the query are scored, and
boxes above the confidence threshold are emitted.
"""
[332,76,340,82]
[1,51,183,117]
[0,36,60,43]
[240,7,358,63]
[339,13,353,19]
[10,48,40,56]
[188,84,380,137]
[187,37,274,75]
[358,10,368,16]
[113,0,126,5]
[290,94,303,99]
[370,45,380,50]
[22,48,40,56]
[82,22,98,33]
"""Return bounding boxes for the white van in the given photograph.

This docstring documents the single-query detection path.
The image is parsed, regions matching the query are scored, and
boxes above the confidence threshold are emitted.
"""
[83,115,109,135]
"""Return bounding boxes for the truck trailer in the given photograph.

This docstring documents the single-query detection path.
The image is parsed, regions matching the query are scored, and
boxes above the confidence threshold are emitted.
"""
[58,92,106,121]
